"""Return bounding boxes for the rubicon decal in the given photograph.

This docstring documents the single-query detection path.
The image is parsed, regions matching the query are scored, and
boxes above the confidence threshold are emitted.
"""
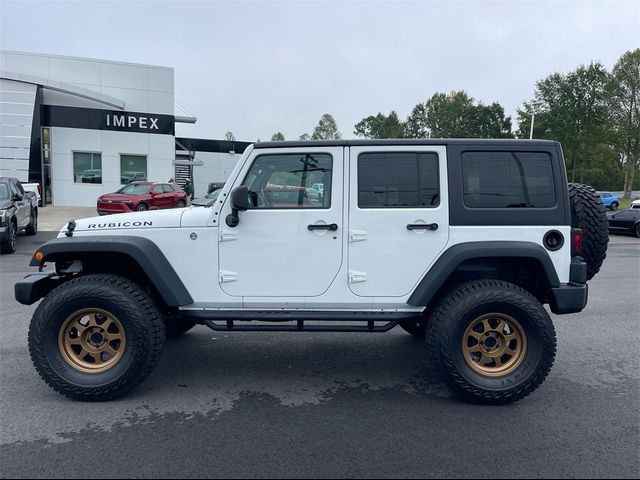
[87,221,153,229]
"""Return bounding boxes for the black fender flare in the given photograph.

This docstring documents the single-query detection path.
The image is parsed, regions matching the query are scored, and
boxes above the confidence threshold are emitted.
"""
[28,235,193,306]
[407,241,560,306]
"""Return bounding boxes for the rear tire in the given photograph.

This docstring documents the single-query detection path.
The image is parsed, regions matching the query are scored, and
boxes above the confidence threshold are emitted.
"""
[399,319,425,339]
[426,280,556,405]
[25,208,37,235]
[568,183,608,281]
[28,274,165,401]
[176,200,186,208]
[610,202,618,211]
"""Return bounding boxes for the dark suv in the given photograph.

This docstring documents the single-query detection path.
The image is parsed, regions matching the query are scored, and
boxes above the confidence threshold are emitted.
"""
[0,177,38,254]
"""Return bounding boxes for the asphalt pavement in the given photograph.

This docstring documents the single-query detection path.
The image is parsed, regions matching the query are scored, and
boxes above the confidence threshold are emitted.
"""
[0,230,638,478]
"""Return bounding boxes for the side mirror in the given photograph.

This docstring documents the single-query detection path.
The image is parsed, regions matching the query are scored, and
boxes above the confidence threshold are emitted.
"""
[226,185,249,227]
[13,193,23,201]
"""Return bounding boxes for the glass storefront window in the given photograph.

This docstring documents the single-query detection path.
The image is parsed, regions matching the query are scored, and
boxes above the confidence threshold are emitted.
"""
[120,155,147,184]
[73,152,102,184]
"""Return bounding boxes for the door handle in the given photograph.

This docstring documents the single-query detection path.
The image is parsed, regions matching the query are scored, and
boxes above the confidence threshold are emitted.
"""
[308,223,338,231]
[406,223,438,231]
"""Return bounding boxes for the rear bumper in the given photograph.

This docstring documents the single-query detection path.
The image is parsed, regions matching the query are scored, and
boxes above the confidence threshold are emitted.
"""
[549,256,588,314]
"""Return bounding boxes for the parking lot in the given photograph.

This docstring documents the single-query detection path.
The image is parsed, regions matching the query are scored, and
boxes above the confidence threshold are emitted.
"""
[0,222,638,478]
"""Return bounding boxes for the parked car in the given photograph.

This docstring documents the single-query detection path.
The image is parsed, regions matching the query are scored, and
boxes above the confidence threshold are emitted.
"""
[608,208,640,237]
[207,182,226,194]
[191,189,222,207]
[22,182,42,206]
[0,177,38,254]
[97,181,187,215]
[120,171,147,184]
[597,191,620,210]
[631,199,640,209]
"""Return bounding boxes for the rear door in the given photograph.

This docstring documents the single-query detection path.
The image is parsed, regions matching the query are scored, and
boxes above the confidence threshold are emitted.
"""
[348,146,449,297]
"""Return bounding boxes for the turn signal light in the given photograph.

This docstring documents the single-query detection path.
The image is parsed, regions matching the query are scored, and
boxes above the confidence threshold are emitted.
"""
[34,251,44,262]
[571,228,583,256]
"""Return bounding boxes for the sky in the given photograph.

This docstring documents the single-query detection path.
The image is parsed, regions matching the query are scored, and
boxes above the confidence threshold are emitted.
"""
[1,0,638,141]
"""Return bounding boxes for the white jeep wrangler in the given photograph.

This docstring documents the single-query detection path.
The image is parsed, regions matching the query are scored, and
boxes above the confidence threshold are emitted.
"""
[16,140,608,404]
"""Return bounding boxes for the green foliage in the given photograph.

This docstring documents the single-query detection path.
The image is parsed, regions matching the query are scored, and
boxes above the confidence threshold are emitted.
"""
[312,114,341,140]
[608,49,640,197]
[354,111,405,139]
[404,91,513,139]
[299,133,311,140]
[271,132,285,141]
[224,131,236,141]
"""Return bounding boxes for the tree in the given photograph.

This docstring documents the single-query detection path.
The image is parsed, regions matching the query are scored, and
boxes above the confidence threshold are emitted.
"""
[354,111,405,139]
[405,91,513,139]
[299,133,311,140]
[224,131,236,141]
[271,132,285,141]
[311,114,341,140]
[608,49,640,198]
[516,62,612,183]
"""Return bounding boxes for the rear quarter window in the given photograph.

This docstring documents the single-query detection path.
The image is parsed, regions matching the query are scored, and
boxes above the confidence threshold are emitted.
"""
[462,151,556,208]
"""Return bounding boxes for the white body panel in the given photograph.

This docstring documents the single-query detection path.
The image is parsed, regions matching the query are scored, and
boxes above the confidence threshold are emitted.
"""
[60,143,572,312]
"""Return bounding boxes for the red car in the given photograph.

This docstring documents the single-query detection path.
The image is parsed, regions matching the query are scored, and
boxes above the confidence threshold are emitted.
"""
[97,182,187,215]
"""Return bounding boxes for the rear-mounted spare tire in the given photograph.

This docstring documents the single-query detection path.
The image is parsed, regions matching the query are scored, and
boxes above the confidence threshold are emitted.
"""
[568,183,608,280]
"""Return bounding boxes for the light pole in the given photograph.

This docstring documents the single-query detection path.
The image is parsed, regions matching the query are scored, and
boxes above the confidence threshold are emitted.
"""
[529,113,535,140]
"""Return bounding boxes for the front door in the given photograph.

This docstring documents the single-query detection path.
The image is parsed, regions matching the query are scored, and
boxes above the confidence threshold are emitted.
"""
[347,145,450,297]
[218,147,344,298]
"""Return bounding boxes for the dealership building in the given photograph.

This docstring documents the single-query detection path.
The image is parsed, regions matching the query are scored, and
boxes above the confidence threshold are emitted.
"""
[0,50,248,206]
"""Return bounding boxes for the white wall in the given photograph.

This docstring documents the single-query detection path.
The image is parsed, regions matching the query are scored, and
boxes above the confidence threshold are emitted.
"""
[1,50,174,114]
[0,78,36,181]
[192,151,241,197]
[50,127,175,206]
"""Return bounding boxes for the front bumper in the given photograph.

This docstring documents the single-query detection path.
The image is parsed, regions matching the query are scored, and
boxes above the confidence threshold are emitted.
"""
[15,271,60,305]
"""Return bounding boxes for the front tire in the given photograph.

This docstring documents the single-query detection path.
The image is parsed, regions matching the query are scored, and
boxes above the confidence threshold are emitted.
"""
[426,280,556,405]
[0,221,16,254]
[28,274,165,401]
[136,203,148,212]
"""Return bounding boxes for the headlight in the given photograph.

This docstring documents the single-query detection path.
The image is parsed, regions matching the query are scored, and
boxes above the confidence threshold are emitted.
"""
[0,210,6,221]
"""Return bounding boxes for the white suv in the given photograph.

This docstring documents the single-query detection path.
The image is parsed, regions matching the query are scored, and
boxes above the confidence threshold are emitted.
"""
[16,139,608,404]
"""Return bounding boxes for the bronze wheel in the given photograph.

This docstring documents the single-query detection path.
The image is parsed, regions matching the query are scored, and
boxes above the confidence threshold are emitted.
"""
[58,308,126,373]
[462,313,527,377]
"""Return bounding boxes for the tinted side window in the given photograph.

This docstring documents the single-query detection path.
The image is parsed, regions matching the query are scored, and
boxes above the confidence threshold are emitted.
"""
[151,185,163,194]
[358,152,439,208]
[243,153,332,209]
[462,151,555,208]
[162,184,175,193]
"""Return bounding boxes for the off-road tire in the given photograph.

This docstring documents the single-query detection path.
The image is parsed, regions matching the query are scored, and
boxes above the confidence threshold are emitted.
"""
[399,319,426,339]
[0,221,16,254]
[28,274,165,401]
[164,314,196,338]
[25,208,37,235]
[426,279,556,405]
[568,183,608,280]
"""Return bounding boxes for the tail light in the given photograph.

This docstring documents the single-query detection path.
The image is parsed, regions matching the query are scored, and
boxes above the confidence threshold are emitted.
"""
[571,228,583,256]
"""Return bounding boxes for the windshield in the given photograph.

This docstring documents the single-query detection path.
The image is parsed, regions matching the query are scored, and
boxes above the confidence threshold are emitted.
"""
[0,184,9,199]
[116,184,151,195]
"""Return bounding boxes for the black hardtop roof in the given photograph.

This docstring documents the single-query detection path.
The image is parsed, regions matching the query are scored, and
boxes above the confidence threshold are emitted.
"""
[254,138,559,149]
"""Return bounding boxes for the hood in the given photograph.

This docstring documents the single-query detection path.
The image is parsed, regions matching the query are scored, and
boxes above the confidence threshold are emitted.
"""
[59,208,186,236]
[0,199,12,210]
[98,193,143,202]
